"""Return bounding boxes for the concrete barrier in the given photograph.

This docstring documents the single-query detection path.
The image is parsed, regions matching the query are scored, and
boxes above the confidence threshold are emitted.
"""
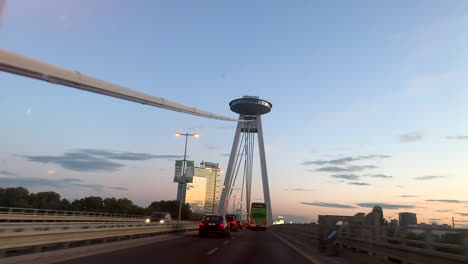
[0,221,198,258]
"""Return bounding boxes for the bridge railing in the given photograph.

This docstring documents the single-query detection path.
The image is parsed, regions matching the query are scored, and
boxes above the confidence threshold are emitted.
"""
[0,221,195,234]
[273,224,468,264]
[0,207,147,222]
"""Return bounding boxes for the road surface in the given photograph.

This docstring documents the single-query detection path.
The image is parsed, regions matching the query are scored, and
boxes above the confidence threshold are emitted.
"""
[56,229,314,264]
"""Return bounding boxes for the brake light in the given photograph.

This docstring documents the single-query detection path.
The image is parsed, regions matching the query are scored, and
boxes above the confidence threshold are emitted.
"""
[199,222,204,226]
[264,221,268,225]
[239,223,243,226]
[219,223,225,227]
[231,221,236,225]
[250,220,254,223]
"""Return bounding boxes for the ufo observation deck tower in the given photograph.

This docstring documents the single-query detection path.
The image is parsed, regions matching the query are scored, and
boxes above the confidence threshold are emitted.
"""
[218,96,273,225]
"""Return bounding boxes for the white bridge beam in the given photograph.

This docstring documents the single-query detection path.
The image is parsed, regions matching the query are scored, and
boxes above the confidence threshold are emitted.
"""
[0,49,239,121]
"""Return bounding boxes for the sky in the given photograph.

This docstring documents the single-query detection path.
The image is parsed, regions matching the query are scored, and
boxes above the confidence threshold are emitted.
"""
[1,0,468,227]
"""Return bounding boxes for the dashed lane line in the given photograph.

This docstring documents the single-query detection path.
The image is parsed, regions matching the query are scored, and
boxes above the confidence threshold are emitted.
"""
[207,248,219,255]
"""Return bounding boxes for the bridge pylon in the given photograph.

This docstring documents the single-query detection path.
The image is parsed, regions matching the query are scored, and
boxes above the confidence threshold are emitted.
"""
[218,96,273,225]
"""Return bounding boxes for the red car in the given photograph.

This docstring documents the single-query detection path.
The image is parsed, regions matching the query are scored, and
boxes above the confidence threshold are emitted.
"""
[199,215,230,238]
[225,214,238,232]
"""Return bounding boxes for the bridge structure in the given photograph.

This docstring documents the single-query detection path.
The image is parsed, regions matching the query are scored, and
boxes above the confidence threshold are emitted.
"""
[0,48,273,225]
[2,49,468,264]
[218,96,273,225]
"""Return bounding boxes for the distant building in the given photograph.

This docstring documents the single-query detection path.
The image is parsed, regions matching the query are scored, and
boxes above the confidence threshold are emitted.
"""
[175,161,221,215]
[399,212,417,227]
[390,219,399,227]
[417,222,452,229]
[185,176,207,214]
[198,161,221,215]
[365,206,384,226]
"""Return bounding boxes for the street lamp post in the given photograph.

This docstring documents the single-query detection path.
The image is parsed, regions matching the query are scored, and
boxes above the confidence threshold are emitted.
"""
[175,132,199,224]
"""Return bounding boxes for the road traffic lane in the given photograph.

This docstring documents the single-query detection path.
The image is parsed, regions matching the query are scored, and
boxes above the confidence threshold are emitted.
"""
[209,230,313,264]
[55,232,232,264]
[56,229,317,264]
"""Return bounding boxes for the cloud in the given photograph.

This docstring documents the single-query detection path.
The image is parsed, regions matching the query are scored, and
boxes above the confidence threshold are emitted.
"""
[428,218,441,221]
[399,132,422,143]
[436,209,453,213]
[0,170,16,176]
[282,188,315,192]
[78,149,181,161]
[368,174,393,179]
[426,199,468,203]
[396,185,406,188]
[301,154,390,166]
[24,153,124,172]
[357,203,417,209]
[348,182,371,186]
[331,174,359,180]
[0,176,126,192]
[315,165,377,173]
[457,213,468,217]
[23,149,183,172]
[301,202,356,209]
[446,136,468,140]
[109,187,128,191]
[316,166,348,172]
[348,165,378,171]
[399,195,420,198]
[414,176,446,180]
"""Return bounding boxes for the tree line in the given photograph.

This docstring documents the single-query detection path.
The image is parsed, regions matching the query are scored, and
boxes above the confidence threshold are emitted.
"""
[0,187,194,219]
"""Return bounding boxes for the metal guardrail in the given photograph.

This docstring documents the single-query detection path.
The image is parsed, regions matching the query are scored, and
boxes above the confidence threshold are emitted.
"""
[0,221,194,234]
[0,207,147,222]
[273,224,468,264]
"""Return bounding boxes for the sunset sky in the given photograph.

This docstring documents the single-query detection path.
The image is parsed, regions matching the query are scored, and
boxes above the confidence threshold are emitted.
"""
[1,0,468,227]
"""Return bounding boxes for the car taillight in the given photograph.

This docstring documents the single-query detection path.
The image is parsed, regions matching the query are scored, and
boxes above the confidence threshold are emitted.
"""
[231,221,236,225]
[239,223,242,226]
[199,222,204,226]
[219,223,225,227]
[263,221,268,225]
[250,220,254,223]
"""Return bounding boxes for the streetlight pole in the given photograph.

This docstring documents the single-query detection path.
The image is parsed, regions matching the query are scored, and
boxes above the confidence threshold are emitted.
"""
[175,132,199,224]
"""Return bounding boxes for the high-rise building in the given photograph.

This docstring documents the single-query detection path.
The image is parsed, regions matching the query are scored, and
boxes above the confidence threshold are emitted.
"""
[198,161,221,215]
[399,212,417,227]
[179,161,221,215]
[185,176,207,214]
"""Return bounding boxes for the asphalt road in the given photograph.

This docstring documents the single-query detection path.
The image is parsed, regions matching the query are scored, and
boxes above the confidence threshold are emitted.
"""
[56,229,314,264]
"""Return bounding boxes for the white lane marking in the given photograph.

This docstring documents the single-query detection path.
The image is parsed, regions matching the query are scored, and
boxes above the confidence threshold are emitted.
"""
[207,248,219,255]
[272,232,321,264]
[223,240,230,245]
